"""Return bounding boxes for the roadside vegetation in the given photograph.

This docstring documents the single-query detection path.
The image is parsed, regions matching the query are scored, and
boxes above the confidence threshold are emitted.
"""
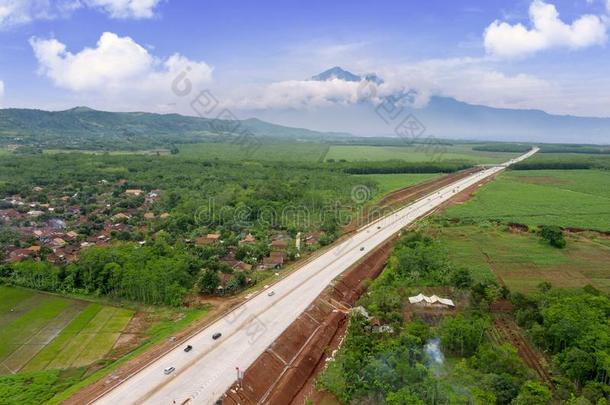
[316,229,610,404]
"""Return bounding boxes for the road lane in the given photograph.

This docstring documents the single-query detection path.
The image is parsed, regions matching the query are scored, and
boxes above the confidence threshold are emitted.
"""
[94,147,538,405]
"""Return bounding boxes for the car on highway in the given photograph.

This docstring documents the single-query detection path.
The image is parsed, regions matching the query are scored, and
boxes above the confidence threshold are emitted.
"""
[212,332,222,340]
[163,366,175,375]
[267,291,275,297]
[360,247,365,251]
[184,345,193,352]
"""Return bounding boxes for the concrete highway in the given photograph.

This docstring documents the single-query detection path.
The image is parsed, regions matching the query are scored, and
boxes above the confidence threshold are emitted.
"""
[93,147,538,405]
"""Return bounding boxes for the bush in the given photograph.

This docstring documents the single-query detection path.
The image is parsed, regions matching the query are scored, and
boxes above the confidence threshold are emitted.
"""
[539,225,566,248]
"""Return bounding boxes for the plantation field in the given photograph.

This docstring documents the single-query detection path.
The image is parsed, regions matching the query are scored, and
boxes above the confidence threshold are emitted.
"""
[437,224,610,293]
[355,173,442,202]
[0,287,134,375]
[516,152,610,169]
[175,142,329,162]
[443,170,610,232]
[325,144,517,164]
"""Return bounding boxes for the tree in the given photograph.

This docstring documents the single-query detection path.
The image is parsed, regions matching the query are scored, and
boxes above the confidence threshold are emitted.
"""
[511,381,551,405]
[539,225,566,248]
[558,348,596,387]
[198,269,220,294]
[386,387,425,405]
[450,267,473,289]
[440,315,489,357]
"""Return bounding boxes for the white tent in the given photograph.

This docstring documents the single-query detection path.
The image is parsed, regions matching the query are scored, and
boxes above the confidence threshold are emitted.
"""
[408,293,455,308]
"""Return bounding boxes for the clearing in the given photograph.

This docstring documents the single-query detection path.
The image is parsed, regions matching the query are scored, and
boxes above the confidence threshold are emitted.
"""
[437,224,610,293]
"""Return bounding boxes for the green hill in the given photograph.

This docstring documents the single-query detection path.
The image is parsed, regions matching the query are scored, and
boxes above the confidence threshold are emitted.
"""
[0,107,349,151]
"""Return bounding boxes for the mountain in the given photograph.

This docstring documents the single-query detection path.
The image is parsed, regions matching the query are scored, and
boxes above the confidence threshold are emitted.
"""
[250,67,610,144]
[0,107,349,151]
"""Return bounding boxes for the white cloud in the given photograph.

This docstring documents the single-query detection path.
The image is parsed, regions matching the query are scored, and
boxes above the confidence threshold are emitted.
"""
[30,32,213,110]
[228,79,372,110]
[224,58,557,113]
[83,0,162,19]
[0,0,160,28]
[484,0,608,58]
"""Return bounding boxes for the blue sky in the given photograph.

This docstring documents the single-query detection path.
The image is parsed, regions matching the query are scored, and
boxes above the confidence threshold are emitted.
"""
[1,0,609,120]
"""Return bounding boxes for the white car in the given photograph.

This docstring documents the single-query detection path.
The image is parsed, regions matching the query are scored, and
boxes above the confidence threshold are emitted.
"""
[267,291,275,297]
[163,366,175,375]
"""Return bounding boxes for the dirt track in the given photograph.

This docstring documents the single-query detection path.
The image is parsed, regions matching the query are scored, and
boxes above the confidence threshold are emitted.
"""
[489,314,554,387]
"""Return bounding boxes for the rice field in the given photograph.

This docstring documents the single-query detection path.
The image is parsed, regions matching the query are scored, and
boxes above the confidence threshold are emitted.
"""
[0,286,134,375]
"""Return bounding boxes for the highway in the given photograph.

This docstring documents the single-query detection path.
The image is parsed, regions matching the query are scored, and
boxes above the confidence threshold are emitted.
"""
[93,147,538,405]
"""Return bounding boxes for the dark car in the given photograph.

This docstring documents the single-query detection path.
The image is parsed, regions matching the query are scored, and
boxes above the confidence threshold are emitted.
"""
[212,332,222,340]
[184,345,193,352]
[360,247,365,251]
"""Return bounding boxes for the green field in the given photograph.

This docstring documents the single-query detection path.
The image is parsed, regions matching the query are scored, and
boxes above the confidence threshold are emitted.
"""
[437,224,610,293]
[325,144,517,164]
[444,169,610,231]
[355,173,443,203]
[0,286,133,375]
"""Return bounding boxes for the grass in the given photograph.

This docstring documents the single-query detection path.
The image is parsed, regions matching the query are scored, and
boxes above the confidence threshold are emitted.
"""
[356,173,442,196]
[325,144,517,164]
[0,368,84,405]
[436,224,610,293]
[0,287,134,374]
[443,170,610,232]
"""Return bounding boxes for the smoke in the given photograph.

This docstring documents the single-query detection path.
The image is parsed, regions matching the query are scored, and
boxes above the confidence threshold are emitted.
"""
[424,337,445,376]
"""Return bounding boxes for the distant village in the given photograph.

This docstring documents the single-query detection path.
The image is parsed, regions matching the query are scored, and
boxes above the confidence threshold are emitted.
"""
[0,180,328,292]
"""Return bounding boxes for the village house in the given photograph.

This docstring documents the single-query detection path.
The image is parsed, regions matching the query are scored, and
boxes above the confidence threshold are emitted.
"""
[305,231,325,246]
[240,233,257,245]
[0,209,22,222]
[195,233,221,246]
[27,210,45,218]
[145,190,162,203]
[232,261,253,272]
[7,248,36,262]
[260,251,285,270]
[112,212,130,222]
[270,238,288,251]
[125,189,144,196]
